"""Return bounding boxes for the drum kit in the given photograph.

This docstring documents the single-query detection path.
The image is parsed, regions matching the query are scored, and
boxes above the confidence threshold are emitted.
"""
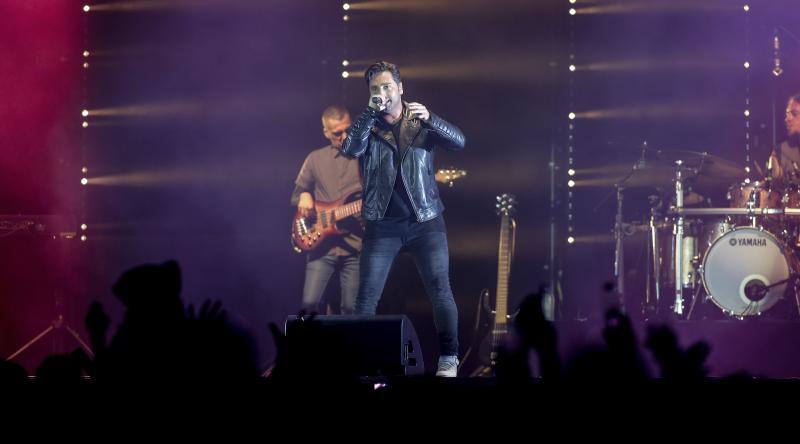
[609,145,800,319]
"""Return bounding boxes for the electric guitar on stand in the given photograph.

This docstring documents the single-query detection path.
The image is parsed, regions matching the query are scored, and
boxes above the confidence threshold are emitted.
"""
[291,168,466,253]
[464,193,518,376]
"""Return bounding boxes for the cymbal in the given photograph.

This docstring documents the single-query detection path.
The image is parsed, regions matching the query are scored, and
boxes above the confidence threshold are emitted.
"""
[583,149,745,191]
[653,149,742,178]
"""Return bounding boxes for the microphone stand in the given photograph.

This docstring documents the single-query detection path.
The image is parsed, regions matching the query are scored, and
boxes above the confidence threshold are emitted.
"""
[743,272,800,317]
[595,142,651,313]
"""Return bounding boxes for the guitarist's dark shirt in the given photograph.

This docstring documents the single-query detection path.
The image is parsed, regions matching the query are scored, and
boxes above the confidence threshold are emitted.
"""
[291,144,363,257]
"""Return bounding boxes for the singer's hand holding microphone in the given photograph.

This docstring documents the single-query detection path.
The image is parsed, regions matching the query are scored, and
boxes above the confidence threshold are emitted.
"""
[368,96,430,121]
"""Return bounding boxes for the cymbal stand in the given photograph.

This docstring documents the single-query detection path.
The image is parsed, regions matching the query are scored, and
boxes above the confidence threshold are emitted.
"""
[614,185,626,312]
[645,205,662,317]
[673,160,686,317]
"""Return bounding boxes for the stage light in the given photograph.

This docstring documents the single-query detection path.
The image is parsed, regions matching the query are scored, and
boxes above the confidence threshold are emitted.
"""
[81,109,89,117]
[745,166,751,173]
[80,235,87,242]
[81,178,88,185]
[568,168,576,176]
[567,179,575,187]
[569,0,577,3]
[569,64,576,72]
[744,61,750,69]
[343,15,349,21]
[744,109,750,117]
[569,8,576,15]
[83,62,89,69]
[342,60,349,67]
[343,3,350,10]
[81,166,88,173]
[567,236,575,244]
[743,5,750,12]
[80,224,88,231]
[83,50,90,58]
[83,5,90,12]
[568,112,576,120]
[82,121,88,128]
[342,71,350,78]
[744,178,751,184]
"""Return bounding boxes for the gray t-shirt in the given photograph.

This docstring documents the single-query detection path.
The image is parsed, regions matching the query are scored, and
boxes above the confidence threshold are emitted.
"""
[769,139,800,186]
[291,145,363,256]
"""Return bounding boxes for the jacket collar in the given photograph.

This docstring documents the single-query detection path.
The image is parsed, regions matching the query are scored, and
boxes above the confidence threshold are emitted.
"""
[371,101,422,151]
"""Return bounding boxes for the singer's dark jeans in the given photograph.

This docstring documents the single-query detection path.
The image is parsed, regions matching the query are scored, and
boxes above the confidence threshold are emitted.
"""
[355,221,458,357]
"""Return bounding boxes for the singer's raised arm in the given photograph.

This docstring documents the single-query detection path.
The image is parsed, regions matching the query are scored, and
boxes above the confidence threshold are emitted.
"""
[341,107,379,158]
[425,112,466,152]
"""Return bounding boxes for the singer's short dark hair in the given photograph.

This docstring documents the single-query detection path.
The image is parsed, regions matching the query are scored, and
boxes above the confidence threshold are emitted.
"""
[790,92,800,104]
[365,61,402,86]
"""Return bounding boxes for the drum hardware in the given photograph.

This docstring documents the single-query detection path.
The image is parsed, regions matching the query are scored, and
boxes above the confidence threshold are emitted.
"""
[597,146,800,319]
[614,185,626,309]
[645,210,661,317]
[686,263,706,320]
[747,272,800,318]
[594,144,651,314]
[673,159,690,316]
[660,156,796,319]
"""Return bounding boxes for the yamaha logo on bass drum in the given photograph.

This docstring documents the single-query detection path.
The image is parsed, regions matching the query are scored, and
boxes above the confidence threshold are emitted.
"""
[728,237,768,247]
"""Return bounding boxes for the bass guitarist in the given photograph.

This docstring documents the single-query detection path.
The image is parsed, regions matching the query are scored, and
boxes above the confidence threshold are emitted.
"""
[290,105,362,315]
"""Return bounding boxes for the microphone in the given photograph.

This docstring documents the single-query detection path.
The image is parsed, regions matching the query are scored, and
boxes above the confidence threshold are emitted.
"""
[370,95,385,112]
[773,31,783,77]
[744,279,768,302]
[635,140,648,169]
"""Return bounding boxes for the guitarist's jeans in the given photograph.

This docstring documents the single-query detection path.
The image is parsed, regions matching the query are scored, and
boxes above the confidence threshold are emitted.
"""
[355,231,458,357]
[302,254,359,315]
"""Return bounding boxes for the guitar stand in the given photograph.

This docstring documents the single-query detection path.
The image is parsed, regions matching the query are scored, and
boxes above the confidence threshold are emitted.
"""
[685,281,705,321]
[2,223,92,365]
[6,313,93,362]
[6,286,93,364]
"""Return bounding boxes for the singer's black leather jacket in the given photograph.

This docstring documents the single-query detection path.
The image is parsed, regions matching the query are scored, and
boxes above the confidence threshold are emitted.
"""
[341,102,465,222]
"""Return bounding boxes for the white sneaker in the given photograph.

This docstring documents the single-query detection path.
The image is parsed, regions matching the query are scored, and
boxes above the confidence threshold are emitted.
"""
[436,356,459,377]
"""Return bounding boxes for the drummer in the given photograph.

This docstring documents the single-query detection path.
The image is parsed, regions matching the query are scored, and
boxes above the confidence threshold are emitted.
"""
[766,92,800,185]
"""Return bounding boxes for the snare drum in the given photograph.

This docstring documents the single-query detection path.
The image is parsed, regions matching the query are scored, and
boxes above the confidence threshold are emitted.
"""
[783,183,800,209]
[728,181,782,209]
[782,184,800,247]
[727,181,782,230]
[702,217,734,246]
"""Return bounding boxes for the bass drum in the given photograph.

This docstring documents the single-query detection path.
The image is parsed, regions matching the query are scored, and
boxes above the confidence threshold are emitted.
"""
[701,227,791,316]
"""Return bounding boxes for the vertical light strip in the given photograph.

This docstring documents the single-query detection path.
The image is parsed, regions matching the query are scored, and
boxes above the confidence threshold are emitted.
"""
[342,3,350,91]
[81,4,89,242]
[744,3,752,183]
[566,1,576,245]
